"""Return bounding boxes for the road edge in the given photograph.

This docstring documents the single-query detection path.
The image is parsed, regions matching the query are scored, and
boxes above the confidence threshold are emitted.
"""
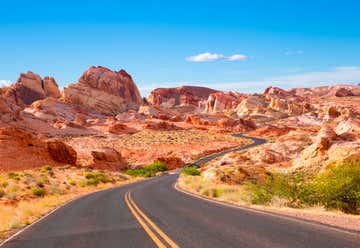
[174,181,360,237]
[0,178,147,247]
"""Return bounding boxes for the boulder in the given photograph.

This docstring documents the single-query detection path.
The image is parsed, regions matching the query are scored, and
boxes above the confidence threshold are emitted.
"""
[47,140,77,165]
[64,66,142,115]
[91,147,128,171]
[108,123,137,134]
[334,87,354,97]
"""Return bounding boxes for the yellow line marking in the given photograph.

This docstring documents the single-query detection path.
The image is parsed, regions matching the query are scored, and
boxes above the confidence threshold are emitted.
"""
[125,192,166,248]
[127,192,180,248]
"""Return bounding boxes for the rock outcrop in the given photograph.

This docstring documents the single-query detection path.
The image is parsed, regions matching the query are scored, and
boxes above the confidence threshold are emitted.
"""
[204,91,246,113]
[47,140,77,165]
[91,147,128,171]
[7,72,60,106]
[64,66,142,115]
[0,127,76,171]
[148,86,218,108]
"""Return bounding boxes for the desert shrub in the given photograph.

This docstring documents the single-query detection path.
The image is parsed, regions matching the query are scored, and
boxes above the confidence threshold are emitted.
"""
[68,179,76,186]
[8,172,20,181]
[0,188,5,198]
[1,181,8,187]
[86,177,99,186]
[126,168,152,177]
[42,165,53,171]
[84,171,111,185]
[146,160,168,172]
[201,188,223,198]
[240,159,360,214]
[126,161,168,177]
[242,181,272,205]
[181,166,200,176]
[79,180,87,187]
[49,183,63,195]
[31,187,45,197]
[311,159,360,214]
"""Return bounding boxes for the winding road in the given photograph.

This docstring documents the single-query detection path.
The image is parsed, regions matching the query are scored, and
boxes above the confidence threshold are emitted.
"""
[1,135,359,248]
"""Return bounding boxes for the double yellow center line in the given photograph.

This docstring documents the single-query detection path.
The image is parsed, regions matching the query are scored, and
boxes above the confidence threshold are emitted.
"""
[124,191,180,248]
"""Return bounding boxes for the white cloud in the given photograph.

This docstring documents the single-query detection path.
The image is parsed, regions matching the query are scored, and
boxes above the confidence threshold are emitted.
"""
[0,80,12,87]
[186,52,248,62]
[226,54,248,61]
[186,52,225,62]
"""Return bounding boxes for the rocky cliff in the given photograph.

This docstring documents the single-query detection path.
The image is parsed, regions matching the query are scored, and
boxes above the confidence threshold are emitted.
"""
[64,66,142,115]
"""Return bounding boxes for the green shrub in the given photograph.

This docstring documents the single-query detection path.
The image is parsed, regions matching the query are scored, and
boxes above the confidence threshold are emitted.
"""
[31,187,45,197]
[242,181,272,205]
[126,161,168,177]
[84,171,111,184]
[68,179,76,186]
[79,180,87,187]
[311,159,360,214]
[86,177,99,186]
[146,160,167,172]
[181,166,200,176]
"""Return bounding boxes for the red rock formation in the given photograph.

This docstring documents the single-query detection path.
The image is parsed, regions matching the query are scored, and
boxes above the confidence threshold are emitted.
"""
[91,147,128,171]
[7,72,60,106]
[185,115,211,126]
[247,125,294,138]
[64,66,142,115]
[148,86,218,108]
[216,118,256,131]
[263,86,296,98]
[144,121,182,131]
[333,87,354,97]
[156,156,185,170]
[47,140,77,165]
[0,127,76,171]
[108,123,137,134]
[0,72,61,120]
[205,91,247,113]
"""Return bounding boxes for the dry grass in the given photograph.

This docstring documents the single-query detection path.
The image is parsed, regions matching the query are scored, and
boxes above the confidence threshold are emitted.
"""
[0,166,140,241]
[178,174,360,231]
[178,174,249,205]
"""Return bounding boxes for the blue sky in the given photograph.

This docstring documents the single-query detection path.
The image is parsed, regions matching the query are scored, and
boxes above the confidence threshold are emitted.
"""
[1,0,360,96]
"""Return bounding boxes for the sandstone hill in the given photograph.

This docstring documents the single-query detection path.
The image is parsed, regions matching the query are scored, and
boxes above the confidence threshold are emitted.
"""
[0,66,359,176]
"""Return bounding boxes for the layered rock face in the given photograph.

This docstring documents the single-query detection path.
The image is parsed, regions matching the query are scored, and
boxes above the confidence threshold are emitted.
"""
[6,72,60,106]
[64,66,142,115]
[0,72,61,118]
[204,91,247,113]
[148,86,218,108]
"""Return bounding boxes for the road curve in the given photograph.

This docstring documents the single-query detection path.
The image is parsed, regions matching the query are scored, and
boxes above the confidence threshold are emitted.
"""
[2,136,360,248]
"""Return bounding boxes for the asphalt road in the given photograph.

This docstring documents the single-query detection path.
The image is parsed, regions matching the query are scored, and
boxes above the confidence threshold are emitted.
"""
[2,136,360,248]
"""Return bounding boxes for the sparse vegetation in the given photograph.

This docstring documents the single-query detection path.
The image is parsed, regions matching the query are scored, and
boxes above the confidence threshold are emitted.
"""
[31,187,46,197]
[0,166,138,240]
[181,166,200,176]
[179,159,360,214]
[126,160,168,177]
